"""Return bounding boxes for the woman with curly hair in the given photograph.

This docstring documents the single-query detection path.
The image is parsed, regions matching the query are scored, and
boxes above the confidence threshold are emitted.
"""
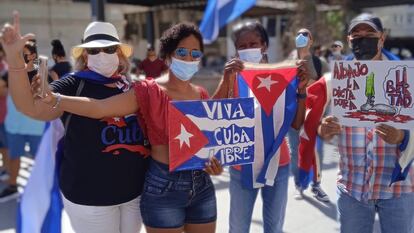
[3,18,224,232]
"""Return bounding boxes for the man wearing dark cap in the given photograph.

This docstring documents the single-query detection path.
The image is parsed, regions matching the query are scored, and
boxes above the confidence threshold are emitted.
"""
[299,13,414,233]
[347,13,399,61]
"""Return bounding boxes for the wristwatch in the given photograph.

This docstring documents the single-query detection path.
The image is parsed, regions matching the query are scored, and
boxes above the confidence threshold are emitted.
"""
[297,92,307,99]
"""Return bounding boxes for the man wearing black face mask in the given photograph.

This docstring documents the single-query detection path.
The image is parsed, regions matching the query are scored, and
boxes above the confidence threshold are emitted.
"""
[299,13,414,233]
[347,13,399,61]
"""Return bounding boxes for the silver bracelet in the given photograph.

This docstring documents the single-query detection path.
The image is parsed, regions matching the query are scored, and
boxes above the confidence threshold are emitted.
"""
[52,93,61,109]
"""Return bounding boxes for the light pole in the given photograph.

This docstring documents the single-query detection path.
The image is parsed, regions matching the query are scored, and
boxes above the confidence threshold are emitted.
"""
[91,0,106,21]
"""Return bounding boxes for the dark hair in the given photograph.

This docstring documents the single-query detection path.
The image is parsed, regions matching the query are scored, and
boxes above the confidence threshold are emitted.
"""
[24,40,37,56]
[159,23,204,60]
[51,39,66,57]
[231,21,269,48]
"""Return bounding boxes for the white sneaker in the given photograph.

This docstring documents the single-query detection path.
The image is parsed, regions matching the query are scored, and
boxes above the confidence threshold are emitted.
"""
[294,186,304,200]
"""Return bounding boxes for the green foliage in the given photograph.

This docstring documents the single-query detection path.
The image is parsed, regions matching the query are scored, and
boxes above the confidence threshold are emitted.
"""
[325,10,345,39]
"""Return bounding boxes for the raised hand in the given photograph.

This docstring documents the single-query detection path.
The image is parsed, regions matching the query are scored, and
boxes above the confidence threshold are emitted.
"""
[0,11,35,62]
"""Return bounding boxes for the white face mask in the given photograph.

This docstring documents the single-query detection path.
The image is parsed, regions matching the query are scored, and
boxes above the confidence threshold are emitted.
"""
[238,48,263,63]
[332,50,341,56]
[170,57,200,81]
[87,52,119,77]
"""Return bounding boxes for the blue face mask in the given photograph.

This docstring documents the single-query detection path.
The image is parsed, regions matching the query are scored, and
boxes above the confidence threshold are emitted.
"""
[170,57,200,81]
[295,34,309,48]
[238,48,263,63]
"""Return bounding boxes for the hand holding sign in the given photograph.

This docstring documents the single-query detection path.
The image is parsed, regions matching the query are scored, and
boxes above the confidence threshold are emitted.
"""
[375,124,405,144]
[204,157,223,175]
[318,116,342,140]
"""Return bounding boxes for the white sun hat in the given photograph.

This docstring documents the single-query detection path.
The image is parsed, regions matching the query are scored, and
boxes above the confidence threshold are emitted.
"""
[71,21,133,58]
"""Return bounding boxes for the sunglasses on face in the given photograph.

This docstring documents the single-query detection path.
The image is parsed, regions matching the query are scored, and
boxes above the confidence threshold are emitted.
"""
[175,47,203,60]
[297,32,310,37]
[86,46,118,55]
[332,44,340,48]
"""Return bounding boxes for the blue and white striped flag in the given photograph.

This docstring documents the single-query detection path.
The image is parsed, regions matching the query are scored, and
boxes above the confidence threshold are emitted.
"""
[17,119,64,233]
[199,0,256,44]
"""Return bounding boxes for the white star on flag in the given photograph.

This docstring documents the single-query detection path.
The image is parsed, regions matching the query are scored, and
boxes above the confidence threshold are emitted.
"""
[113,117,120,122]
[175,124,194,148]
[257,75,278,92]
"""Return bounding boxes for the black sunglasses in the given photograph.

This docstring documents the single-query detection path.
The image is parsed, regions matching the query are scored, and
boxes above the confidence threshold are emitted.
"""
[297,32,310,37]
[86,45,118,55]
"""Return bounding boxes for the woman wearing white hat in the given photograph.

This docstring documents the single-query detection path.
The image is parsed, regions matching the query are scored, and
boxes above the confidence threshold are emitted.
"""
[1,13,148,233]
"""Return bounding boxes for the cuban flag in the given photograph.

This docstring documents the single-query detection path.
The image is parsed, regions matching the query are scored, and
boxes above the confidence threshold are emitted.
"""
[392,134,414,184]
[236,62,298,188]
[298,75,331,189]
[199,0,256,44]
[168,98,255,172]
[17,119,64,233]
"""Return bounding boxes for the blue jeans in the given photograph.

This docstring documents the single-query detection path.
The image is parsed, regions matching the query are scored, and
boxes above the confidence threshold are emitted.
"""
[287,127,324,186]
[229,164,289,233]
[337,187,414,233]
[287,128,300,186]
[140,159,217,228]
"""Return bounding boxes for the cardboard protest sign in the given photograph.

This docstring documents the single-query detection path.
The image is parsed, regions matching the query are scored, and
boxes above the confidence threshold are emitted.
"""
[331,61,414,129]
[168,98,255,171]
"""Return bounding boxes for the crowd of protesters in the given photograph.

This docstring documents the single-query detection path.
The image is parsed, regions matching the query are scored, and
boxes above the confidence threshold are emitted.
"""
[0,9,413,233]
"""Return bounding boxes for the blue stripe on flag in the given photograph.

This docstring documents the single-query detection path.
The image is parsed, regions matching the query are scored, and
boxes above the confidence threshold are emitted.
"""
[18,120,64,233]
[391,160,414,185]
[237,75,255,188]
[200,0,256,44]
[237,74,249,97]
[41,138,63,233]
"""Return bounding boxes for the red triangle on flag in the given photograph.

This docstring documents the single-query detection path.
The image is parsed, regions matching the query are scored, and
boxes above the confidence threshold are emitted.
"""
[240,68,296,116]
[168,103,209,171]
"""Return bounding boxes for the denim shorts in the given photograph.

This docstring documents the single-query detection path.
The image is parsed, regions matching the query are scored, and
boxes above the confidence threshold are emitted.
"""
[6,133,41,159]
[140,159,217,228]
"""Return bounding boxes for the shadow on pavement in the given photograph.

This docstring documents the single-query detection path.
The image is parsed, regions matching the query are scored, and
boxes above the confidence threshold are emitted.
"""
[302,194,337,221]
[0,193,18,231]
